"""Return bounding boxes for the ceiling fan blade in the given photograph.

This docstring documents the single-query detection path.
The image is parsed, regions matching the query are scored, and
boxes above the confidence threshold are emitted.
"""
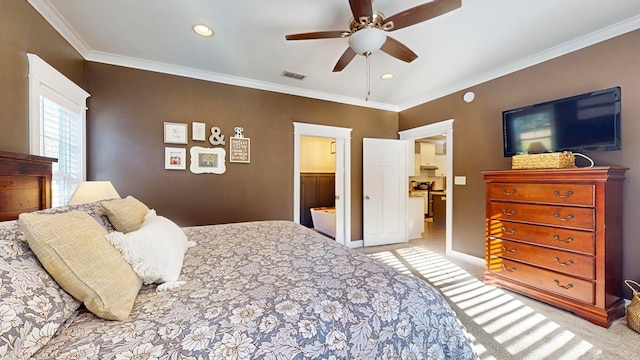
[380,36,418,63]
[333,47,357,72]
[285,31,349,41]
[348,0,373,23]
[383,0,461,31]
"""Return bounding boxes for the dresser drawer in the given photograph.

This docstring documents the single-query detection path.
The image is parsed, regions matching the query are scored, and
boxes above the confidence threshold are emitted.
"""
[488,220,595,255]
[490,202,594,230]
[488,239,595,279]
[490,258,594,304]
[490,183,594,206]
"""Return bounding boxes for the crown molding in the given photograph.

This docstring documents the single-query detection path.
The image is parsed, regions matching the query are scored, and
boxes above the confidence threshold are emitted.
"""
[28,1,398,112]
[28,0,92,58]
[398,15,640,111]
[84,51,399,112]
[29,0,640,113]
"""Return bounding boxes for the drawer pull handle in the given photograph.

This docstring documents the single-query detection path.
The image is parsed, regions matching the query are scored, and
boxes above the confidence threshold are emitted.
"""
[553,257,574,266]
[501,264,517,272]
[501,246,517,253]
[553,190,574,198]
[554,279,574,290]
[501,188,517,196]
[553,213,574,221]
[502,209,517,216]
[553,234,574,244]
[501,226,517,234]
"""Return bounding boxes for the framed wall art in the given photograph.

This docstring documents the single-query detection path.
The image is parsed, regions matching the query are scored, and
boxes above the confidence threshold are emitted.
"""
[192,122,206,141]
[164,122,188,144]
[229,137,250,163]
[165,147,186,170]
[189,146,226,174]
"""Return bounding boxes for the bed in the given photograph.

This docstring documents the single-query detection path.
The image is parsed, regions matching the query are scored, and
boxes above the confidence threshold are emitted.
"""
[0,151,477,359]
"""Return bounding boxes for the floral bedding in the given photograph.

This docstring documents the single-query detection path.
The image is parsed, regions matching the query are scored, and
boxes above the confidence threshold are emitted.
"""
[3,206,476,359]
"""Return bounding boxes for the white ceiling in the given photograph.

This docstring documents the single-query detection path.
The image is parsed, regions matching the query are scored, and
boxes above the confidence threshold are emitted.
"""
[29,0,640,111]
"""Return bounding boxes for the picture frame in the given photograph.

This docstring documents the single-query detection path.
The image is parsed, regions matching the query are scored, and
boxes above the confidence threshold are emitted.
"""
[192,122,206,141]
[190,146,226,174]
[229,137,250,163]
[164,147,186,170]
[164,122,188,144]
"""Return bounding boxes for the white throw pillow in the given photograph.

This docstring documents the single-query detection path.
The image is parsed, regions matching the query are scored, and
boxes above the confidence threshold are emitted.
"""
[105,210,195,291]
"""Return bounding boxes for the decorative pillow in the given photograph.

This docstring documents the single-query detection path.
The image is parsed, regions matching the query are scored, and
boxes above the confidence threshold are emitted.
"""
[33,201,117,232]
[101,196,150,233]
[19,211,142,321]
[106,210,195,291]
[0,221,81,359]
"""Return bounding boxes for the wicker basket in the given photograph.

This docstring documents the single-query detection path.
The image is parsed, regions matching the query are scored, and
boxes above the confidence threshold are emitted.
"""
[511,151,576,170]
[625,280,640,333]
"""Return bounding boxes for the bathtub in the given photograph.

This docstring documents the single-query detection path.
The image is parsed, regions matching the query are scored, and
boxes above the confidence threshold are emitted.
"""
[310,207,336,239]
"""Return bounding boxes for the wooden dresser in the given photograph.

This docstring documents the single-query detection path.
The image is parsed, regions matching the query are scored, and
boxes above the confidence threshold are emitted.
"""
[0,150,57,221]
[482,167,627,327]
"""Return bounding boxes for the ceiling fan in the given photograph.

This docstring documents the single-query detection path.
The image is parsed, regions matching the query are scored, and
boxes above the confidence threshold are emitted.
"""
[285,0,462,72]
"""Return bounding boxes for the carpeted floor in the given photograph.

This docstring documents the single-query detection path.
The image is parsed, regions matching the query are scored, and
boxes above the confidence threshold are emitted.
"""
[357,224,640,359]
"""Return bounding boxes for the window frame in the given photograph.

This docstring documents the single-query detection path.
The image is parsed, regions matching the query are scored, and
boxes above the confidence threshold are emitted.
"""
[27,53,90,204]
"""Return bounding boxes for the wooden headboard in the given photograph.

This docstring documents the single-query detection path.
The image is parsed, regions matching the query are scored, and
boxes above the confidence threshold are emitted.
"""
[0,150,57,221]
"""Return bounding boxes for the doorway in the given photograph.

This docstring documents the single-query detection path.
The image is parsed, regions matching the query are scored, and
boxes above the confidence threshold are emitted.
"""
[293,123,353,246]
[299,136,336,237]
[399,119,454,256]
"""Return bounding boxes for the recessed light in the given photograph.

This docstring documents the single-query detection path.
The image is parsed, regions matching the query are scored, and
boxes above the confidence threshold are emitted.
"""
[193,24,213,37]
[380,73,394,80]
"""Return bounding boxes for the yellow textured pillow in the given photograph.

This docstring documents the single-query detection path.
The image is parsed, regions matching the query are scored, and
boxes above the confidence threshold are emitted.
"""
[101,196,150,233]
[19,210,142,321]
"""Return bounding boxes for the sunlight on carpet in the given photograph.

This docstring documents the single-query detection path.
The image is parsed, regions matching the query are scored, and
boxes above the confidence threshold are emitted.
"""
[366,246,597,360]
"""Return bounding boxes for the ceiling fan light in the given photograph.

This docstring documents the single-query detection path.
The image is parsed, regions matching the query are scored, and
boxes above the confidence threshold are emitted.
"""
[348,28,386,55]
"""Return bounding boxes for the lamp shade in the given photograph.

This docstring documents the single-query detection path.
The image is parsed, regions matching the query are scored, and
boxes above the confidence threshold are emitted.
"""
[348,28,387,55]
[67,181,121,205]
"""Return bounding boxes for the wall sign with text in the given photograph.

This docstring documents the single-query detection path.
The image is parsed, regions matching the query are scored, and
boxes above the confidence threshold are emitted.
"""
[229,137,250,163]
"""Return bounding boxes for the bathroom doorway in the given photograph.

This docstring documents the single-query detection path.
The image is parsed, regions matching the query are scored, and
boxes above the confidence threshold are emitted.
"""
[300,136,336,238]
[293,123,352,246]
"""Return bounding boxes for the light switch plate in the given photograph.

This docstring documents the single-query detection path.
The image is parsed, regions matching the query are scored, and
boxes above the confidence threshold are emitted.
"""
[454,176,467,185]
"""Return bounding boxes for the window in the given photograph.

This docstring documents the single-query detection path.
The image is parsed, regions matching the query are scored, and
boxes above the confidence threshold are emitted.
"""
[28,54,90,207]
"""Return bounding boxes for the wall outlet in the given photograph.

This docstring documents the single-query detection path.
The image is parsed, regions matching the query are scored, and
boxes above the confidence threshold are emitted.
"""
[454,176,467,185]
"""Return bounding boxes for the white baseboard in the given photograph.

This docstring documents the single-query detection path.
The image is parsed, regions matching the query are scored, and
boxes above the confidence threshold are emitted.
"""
[447,249,485,267]
[347,239,364,248]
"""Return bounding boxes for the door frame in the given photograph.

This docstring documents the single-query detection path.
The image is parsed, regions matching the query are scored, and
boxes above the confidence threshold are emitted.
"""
[399,119,454,255]
[293,122,352,246]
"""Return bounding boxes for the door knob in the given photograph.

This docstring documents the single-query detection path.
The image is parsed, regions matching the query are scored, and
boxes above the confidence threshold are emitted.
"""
[365,195,370,200]
[335,195,340,200]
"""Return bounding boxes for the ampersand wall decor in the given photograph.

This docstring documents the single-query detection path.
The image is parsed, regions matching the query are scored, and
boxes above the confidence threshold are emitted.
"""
[209,126,225,145]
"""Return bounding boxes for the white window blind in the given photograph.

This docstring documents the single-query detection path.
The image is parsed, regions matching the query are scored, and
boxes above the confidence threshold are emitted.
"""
[40,94,83,206]
[28,54,90,207]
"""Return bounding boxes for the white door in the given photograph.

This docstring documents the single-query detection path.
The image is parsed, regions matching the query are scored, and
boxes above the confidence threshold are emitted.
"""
[363,138,408,246]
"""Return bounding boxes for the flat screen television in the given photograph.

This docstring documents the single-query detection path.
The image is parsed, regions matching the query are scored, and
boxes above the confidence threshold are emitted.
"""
[502,87,621,157]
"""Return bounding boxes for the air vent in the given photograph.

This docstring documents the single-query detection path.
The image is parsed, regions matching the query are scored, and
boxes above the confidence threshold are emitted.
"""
[281,70,307,81]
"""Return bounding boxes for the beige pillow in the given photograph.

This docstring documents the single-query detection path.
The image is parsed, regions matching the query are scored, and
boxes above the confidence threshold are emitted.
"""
[19,210,142,321]
[102,196,150,233]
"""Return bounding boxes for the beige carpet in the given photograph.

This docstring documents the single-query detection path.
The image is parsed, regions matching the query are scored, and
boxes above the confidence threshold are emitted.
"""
[360,245,640,359]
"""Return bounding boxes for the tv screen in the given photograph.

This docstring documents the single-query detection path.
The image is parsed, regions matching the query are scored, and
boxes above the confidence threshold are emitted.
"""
[502,87,621,157]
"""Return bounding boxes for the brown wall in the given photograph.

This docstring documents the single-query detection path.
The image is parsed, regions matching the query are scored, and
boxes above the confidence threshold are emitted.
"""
[0,1,85,154]
[399,29,640,295]
[3,1,640,294]
[85,63,398,239]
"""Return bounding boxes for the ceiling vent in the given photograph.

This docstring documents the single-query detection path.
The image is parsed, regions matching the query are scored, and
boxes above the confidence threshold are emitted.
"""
[281,70,307,81]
